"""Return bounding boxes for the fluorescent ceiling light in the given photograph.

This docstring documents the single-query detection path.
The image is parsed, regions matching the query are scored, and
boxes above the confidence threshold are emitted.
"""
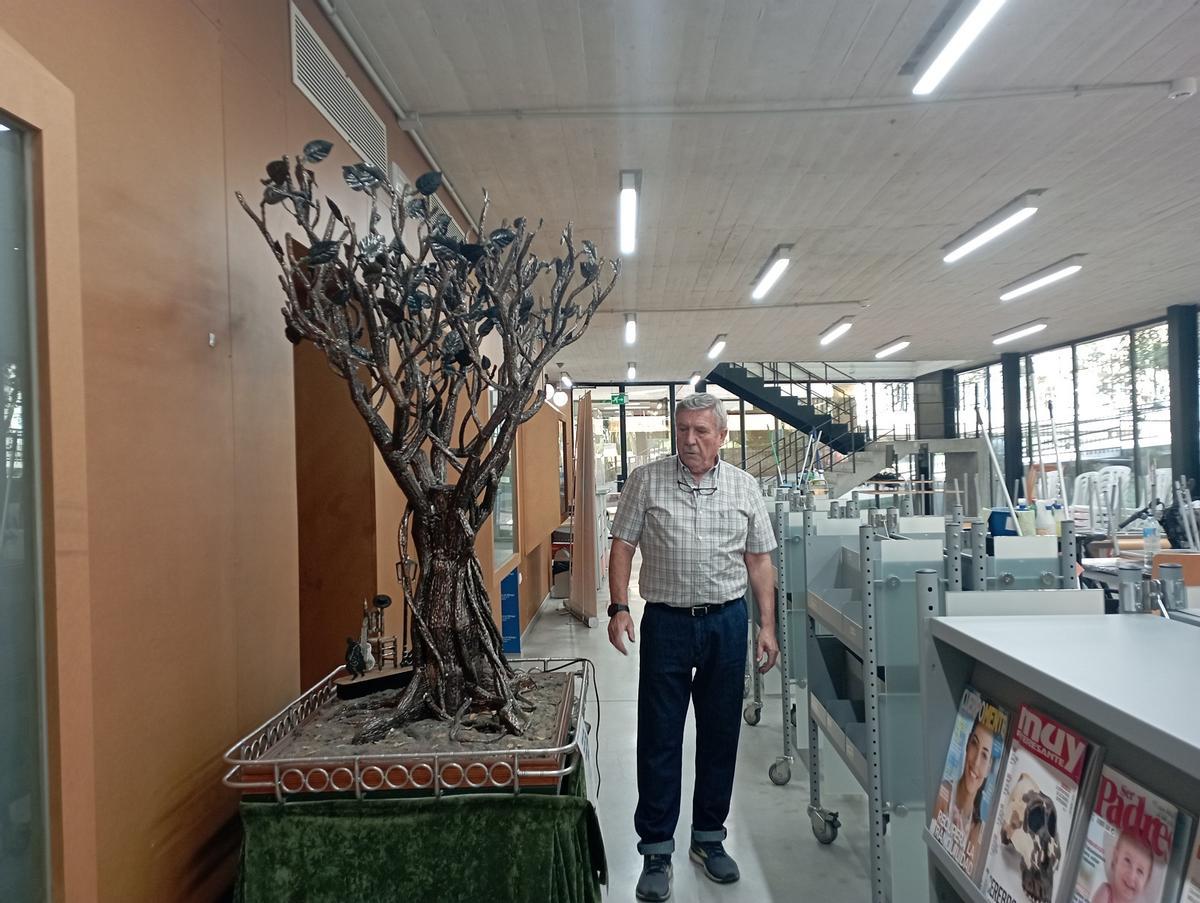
[624,312,637,345]
[0,124,9,132]
[559,371,572,389]
[707,334,727,360]
[751,245,792,300]
[626,362,637,381]
[874,337,912,359]
[999,255,1085,301]
[942,192,1042,263]
[545,383,555,400]
[819,316,855,347]
[688,371,701,387]
[993,319,1048,346]
[552,389,569,407]
[619,170,639,255]
[913,0,1008,96]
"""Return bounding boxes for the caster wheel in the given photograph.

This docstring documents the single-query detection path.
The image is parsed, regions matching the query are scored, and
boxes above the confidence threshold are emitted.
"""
[809,811,841,845]
[768,760,791,785]
[743,705,762,726]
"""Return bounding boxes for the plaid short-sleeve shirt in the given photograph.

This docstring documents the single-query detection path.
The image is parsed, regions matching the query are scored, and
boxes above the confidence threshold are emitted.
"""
[610,455,777,608]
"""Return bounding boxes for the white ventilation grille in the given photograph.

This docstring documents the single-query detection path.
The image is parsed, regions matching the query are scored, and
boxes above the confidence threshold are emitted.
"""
[290,3,387,172]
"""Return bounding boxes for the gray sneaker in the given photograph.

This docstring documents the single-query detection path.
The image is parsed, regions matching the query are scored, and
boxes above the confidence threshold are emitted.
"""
[635,853,673,901]
[689,840,740,883]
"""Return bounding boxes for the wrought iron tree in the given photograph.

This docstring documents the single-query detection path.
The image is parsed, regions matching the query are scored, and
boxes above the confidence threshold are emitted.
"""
[237,141,619,741]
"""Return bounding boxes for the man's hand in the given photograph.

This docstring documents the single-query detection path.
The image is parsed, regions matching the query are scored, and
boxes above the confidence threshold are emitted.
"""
[608,610,636,655]
[755,625,779,673]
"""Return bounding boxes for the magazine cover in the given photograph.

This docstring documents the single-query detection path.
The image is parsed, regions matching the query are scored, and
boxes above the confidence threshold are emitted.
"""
[981,704,1092,903]
[1072,766,1179,903]
[930,686,1010,878]
[1179,832,1200,903]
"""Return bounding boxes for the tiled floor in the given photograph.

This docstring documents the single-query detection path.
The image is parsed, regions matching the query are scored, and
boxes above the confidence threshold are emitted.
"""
[520,558,872,902]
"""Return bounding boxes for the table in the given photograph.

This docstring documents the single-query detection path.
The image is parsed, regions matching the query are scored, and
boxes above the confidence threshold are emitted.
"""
[235,766,605,903]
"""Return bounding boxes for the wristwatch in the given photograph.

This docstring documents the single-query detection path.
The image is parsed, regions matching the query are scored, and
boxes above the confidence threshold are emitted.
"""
[607,602,630,618]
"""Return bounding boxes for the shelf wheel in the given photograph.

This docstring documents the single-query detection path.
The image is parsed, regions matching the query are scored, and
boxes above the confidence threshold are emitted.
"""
[809,807,840,845]
[768,758,791,785]
[742,704,762,726]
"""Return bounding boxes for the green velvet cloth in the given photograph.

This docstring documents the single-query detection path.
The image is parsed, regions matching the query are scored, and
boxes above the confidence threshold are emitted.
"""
[235,767,605,903]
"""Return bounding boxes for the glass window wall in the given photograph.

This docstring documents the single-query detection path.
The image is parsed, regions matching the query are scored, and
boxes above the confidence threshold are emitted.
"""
[1,115,47,902]
[1134,324,1171,501]
[623,387,671,473]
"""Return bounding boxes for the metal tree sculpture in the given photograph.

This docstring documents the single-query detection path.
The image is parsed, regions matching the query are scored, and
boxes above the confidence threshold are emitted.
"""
[237,140,619,740]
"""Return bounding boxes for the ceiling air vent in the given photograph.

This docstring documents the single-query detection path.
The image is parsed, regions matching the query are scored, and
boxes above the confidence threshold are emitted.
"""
[290,2,387,172]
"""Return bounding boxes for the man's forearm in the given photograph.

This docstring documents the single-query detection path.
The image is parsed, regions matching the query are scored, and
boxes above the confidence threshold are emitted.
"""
[747,558,777,631]
[609,539,635,605]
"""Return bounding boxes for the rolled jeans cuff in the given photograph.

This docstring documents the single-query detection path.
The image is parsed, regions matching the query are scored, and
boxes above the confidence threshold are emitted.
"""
[637,839,676,855]
[691,826,727,843]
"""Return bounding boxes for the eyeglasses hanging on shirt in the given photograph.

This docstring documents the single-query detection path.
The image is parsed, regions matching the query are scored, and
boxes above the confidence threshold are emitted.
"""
[677,479,718,497]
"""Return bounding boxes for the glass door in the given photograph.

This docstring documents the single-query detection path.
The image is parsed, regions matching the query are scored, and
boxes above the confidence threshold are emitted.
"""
[0,114,47,901]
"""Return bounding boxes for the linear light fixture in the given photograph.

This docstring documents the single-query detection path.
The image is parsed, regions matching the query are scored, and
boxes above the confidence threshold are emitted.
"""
[874,336,912,359]
[913,0,1008,96]
[0,124,9,132]
[624,312,637,345]
[751,244,793,300]
[819,316,855,347]
[993,319,1048,346]
[626,362,637,381]
[688,371,702,387]
[559,371,572,389]
[707,334,727,360]
[999,255,1085,301]
[619,170,640,255]
[943,191,1042,263]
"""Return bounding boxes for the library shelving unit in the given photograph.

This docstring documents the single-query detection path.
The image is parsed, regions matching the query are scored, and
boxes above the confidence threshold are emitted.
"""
[919,614,1200,902]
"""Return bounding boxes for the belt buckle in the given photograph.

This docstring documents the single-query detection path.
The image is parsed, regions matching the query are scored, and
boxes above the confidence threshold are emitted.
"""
[691,604,708,617]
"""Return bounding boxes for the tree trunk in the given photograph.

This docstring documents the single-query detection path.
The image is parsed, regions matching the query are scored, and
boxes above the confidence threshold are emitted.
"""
[354,486,521,743]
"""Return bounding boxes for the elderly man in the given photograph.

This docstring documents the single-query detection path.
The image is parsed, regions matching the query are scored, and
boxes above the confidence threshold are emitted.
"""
[607,392,779,902]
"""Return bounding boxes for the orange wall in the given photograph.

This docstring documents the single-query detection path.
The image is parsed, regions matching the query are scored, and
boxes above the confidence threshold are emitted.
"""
[0,0,466,899]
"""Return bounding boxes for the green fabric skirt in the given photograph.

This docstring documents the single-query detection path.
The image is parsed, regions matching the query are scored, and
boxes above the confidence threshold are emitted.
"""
[235,767,605,903]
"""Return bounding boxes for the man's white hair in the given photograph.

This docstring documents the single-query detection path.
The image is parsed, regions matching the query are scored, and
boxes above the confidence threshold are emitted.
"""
[675,392,727,431]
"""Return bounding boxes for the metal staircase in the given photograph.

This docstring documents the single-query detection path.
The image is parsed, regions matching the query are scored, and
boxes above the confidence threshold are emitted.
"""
[713,361,896,495]
[707,361,868,454]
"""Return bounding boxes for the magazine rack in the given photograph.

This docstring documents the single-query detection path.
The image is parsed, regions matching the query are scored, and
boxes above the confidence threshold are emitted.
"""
[919,615,1200,903]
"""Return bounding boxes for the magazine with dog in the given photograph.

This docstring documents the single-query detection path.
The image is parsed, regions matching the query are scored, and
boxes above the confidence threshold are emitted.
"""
[1072,766,1187,903]
[981,704,1093,903]
[931,686,1010,880]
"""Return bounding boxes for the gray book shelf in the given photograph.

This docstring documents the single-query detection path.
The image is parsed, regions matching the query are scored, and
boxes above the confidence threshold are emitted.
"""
[920,614,1200,903]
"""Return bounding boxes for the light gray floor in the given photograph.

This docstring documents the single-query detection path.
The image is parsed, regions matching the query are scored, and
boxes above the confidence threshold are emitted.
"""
[521,562,872,902]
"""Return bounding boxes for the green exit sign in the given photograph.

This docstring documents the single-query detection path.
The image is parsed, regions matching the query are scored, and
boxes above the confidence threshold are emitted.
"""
[610,393,627,405]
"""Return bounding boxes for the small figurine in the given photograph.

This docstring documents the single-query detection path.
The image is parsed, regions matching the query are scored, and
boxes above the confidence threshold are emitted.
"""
[359,604,376,672]
[345,637,367,679]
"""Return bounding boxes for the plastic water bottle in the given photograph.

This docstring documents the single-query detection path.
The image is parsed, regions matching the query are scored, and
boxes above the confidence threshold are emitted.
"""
[1035,501,1055,536]
[1143,521,1160,568]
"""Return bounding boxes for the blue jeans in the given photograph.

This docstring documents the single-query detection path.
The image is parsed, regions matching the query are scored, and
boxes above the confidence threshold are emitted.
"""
[635,598,747,854]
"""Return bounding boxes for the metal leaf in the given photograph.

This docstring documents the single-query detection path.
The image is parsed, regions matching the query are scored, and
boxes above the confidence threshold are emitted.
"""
[266,159,289,185]
[489,228,516,248]
[327,197,345,225]
[481,355,491,371]
[379,300,405,322]
[406,197,428,218]
[432,213,451,235]
[263,185,288,205]
[359,232,385,258]
[415,171,443,196]
[305,240,340,265]
[477,319,494,338]
[581,261,599,282]
[284,324,304,345]
[343,163,382,193]
[582,239,597,259]
[459,243,486,263]
[303,139,333,163]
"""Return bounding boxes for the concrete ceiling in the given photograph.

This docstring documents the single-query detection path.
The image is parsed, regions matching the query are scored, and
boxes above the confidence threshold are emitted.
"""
[328,0,1200,382]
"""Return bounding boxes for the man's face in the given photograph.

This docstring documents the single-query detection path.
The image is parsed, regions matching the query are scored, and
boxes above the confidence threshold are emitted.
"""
[676,407,727,472]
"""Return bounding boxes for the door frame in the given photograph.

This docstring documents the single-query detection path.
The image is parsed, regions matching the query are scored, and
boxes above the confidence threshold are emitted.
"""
[0,25,96,902]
